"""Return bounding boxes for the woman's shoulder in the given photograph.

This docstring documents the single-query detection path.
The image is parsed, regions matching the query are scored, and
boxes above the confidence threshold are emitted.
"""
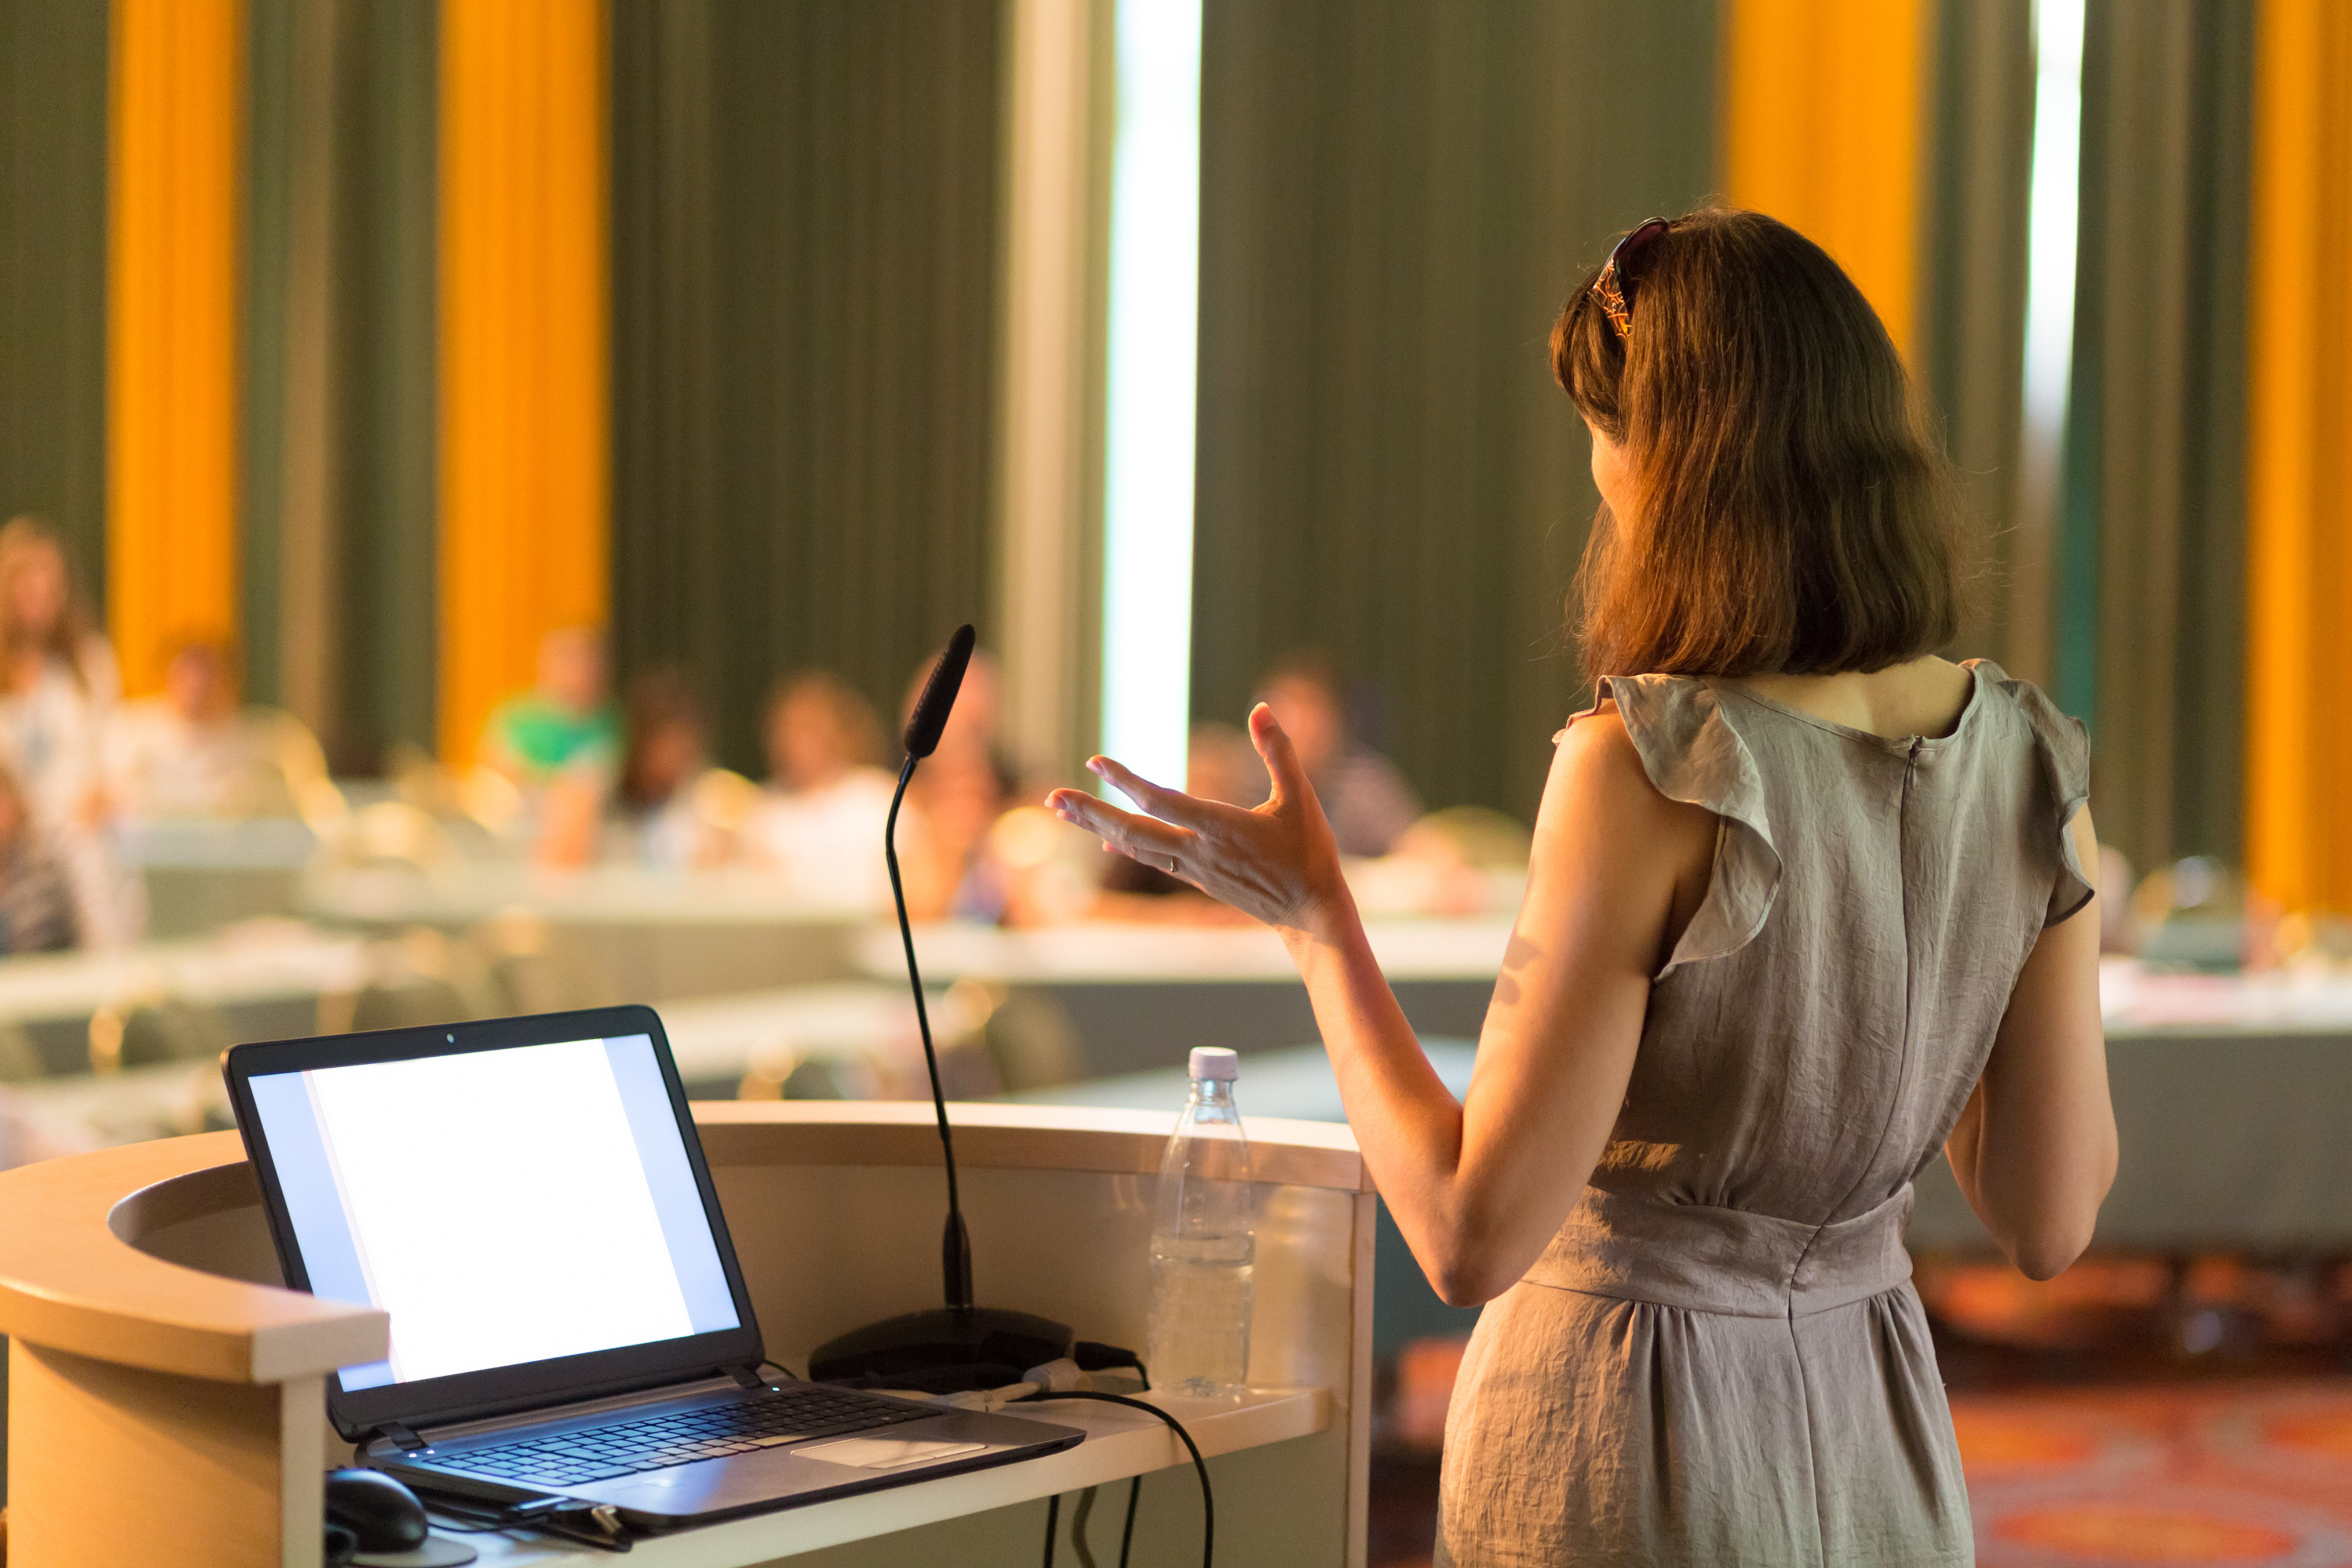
[1959,659,2091,809]
[1556,677,1762,839]
[1550,672,1710,748]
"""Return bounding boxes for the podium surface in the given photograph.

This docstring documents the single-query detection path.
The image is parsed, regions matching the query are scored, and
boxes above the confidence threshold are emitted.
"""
[0,1101,1375,1567]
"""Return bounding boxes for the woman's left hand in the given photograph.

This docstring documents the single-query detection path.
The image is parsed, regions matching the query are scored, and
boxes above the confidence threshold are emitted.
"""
[1046,703,1350,936]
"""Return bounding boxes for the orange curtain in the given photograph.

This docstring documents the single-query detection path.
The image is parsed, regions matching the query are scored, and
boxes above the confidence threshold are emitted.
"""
[2244,0,2352,914]
[438,0,609,766]
[108,0,242,698]
[1720,0,1930,362]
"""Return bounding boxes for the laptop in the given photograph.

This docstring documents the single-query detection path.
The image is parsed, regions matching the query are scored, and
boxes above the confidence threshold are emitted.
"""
[224,1005,1083,1530]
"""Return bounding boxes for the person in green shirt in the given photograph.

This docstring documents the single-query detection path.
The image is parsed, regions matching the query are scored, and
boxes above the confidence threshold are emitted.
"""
[480,626,619,786]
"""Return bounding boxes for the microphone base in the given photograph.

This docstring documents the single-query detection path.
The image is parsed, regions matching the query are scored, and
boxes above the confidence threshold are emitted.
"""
[807,1306,1074,1394]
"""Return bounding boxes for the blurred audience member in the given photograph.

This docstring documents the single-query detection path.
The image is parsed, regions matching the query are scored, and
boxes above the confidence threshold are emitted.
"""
[1257,652,1420,857]
[0,517,118,824]
[104,637,306,821]
[1184,720,1270,808]
[606,669,723,869]
[0,515,137,945]
[480,627,617,788]
[1352,806,1534,919]
[0,760,77,955]
[899,647,1015,921]
[745,672,896,908]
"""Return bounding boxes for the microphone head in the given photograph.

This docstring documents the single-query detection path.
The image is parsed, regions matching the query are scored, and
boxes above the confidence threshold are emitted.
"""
[903,624,976,760]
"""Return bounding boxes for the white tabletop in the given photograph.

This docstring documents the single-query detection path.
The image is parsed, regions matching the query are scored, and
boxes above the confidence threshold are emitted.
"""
[0,921,367,1025]
[302,864,882,929]
[452,1386,1326,1566]
[857,917,1517,986]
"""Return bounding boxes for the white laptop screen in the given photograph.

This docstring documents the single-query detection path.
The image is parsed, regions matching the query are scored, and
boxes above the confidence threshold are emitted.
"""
[245,1033,742,1390]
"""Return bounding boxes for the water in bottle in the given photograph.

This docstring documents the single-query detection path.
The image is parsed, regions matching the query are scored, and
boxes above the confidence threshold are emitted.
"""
[1146,1047,1255,1396]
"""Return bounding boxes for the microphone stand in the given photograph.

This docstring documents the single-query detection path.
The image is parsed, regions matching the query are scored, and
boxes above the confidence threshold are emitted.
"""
[887,751,970,1309]
[807,636,1070,1392]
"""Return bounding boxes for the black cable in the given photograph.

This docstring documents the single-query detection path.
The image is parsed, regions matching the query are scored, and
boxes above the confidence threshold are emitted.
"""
[409,1489,631,1552]
[1070,1485,1101,1568]
[1018,1392,1212,1568]
[1119,1476,1143,1568]
[1041,1492,1061,1567]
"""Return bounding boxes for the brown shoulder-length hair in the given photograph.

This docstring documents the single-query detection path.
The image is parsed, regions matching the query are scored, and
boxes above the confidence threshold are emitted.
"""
[0,514,100,693]
[1555,207,1967,679]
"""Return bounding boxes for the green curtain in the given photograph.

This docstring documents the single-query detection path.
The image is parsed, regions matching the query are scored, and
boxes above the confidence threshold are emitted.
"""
[0,0,109,606]
[1189,0,1720,822]
[241,0,438,771]
[2065,0,2254,874]
[610,0,1005,777]
[1920,0,2035,676]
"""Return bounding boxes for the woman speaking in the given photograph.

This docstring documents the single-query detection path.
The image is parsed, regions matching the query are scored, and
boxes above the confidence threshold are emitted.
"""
[1049,207,2116,1565]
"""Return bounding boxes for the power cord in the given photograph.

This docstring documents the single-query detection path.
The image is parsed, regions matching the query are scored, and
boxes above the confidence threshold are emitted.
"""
[1022,1392,1211,1568]
[411,1491,632,1553]
[1056,1478,1141,1568]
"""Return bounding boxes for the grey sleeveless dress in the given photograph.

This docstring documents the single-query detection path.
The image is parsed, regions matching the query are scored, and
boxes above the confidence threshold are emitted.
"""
[1435,661,2091,1568]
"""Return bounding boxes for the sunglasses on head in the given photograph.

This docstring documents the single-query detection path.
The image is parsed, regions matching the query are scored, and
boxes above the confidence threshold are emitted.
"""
[1590,218,1673,341]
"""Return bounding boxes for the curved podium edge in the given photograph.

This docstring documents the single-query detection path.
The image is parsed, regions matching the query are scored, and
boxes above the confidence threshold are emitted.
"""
[0,1130,386,1383]
[693,1100,1372,1191]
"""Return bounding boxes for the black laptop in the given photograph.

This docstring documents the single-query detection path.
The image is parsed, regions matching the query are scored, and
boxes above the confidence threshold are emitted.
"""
[224,1005,1081,1529]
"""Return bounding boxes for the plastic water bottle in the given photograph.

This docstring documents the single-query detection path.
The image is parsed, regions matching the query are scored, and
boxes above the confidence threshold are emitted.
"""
[1146,1047,1255,1396]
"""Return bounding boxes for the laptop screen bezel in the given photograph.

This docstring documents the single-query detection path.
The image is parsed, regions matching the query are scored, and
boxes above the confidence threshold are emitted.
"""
[224,1005,766,1442]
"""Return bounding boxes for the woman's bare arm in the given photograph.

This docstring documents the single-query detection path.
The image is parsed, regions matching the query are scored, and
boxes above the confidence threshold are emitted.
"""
[1049,702,1714,1306]
[1943,808,2115,1280]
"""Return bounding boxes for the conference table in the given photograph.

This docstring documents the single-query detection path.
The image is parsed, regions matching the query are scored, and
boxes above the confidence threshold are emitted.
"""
[1006,957,2352,1351]
[852,917,1514,1079]
[118,818,322,939]
[8,921,2348,1262]
[301,862,874,999]
[0,922,368,1078]
[1908,958,2352,1253]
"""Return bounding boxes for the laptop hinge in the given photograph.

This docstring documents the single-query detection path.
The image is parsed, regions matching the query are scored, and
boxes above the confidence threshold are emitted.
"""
[729,1364,769,1390]
[373,1422,431,1456]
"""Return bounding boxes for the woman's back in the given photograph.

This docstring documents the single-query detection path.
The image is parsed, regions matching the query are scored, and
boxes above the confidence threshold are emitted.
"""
[1438,660,2089,1567]
[1592,660,2088,1224]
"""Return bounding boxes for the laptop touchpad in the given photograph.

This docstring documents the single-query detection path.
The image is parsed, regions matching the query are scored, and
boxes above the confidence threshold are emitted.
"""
[797,1437,988,1470]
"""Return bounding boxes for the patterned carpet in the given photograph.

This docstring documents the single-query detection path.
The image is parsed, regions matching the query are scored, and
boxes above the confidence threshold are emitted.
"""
[1370,1373,2352,1566]
[1959,1382,2352,1567]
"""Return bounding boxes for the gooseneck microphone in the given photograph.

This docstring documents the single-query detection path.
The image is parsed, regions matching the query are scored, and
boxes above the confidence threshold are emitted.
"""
[892,623,976,1310]
[808,624,1071,1391]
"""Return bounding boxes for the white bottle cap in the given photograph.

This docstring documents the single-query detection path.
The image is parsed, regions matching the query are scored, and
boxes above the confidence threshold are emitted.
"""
[1189,1047,1239,1082]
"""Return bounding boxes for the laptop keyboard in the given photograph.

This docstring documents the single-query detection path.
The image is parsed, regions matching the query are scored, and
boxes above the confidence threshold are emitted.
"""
[435,1384,936,1487]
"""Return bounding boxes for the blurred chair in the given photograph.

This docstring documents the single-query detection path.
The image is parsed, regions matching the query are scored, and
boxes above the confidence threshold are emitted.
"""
[351,975,475,1033]
[691,768,763,861]
[316,800,460,876]
[947,978,1087,1094]
[0,1024,43,1084]
[383,742,527,848]
[457,765,527,837]
[2132,856,2246,971]
[735,1042,885,1103]
[257,709,347,830]
[1400,806,1533,869]
[466,909,576,1016]
[91,999,235,1073]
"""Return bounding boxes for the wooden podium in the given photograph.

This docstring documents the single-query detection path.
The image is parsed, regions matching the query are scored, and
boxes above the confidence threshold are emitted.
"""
[0,1102,1376,1567]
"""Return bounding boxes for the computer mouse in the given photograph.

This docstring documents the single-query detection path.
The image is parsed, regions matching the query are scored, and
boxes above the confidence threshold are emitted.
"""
[324,1467,428,1552]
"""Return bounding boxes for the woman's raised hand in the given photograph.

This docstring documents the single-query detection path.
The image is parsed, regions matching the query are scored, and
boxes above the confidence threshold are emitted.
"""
[1046,703,1350,935]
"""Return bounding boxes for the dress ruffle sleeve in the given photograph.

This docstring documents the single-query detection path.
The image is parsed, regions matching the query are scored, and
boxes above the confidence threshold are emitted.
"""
[1567,674,1784,977]
[1971,662,2094,926]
